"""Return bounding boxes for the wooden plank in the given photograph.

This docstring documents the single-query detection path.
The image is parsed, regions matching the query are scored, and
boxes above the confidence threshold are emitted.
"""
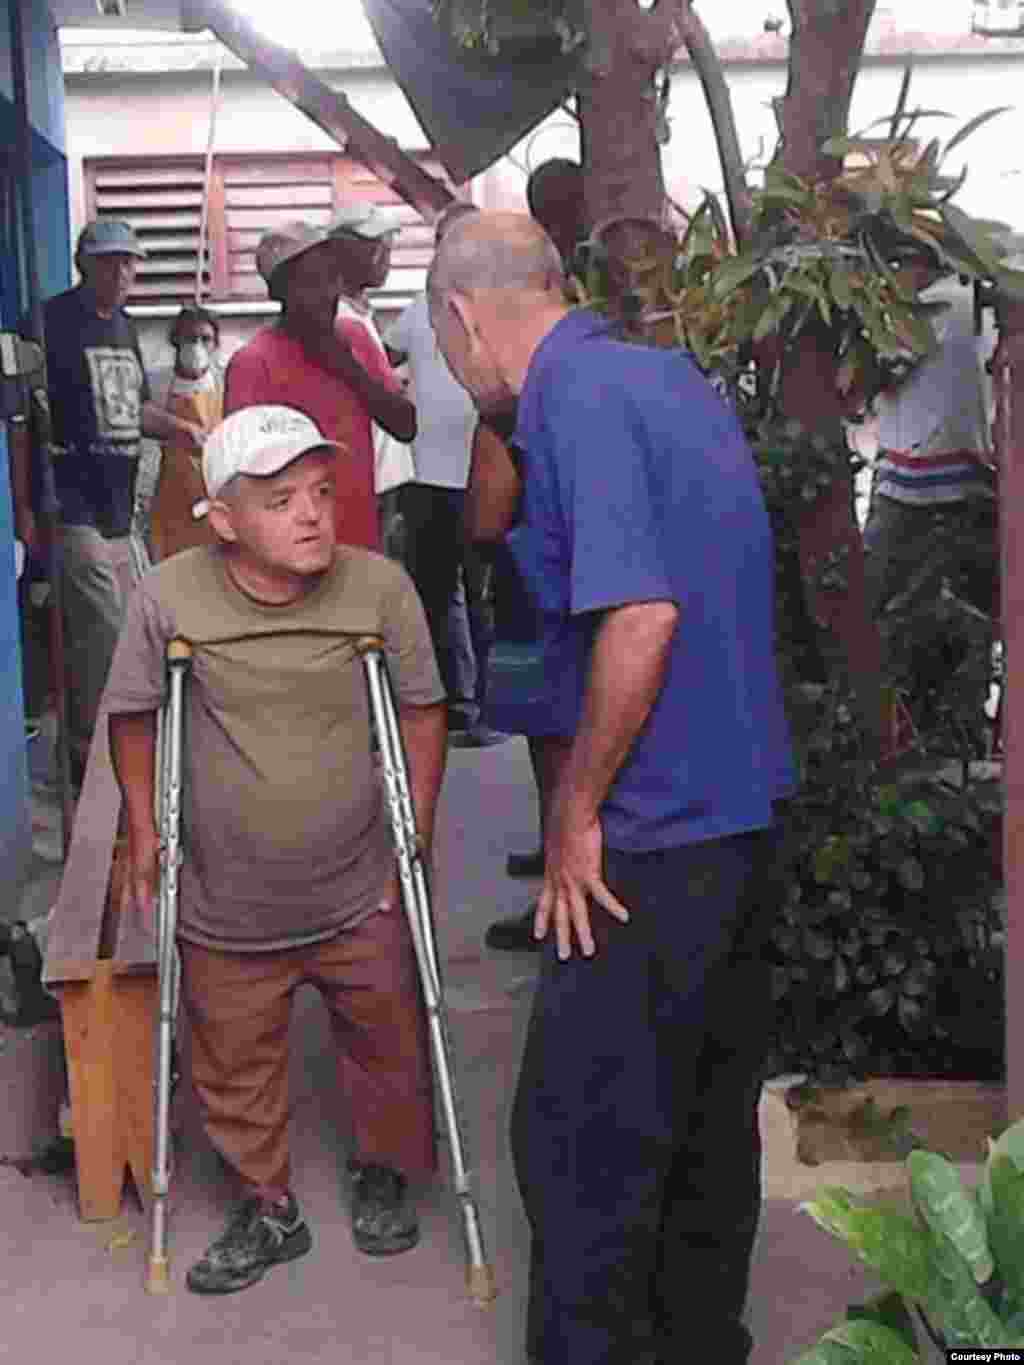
[225,206,332,232]
[94,167,205,189]
[44,709,121,987]
[95,190,204,211]
[139,234,203,253]
[225,184,334,209]
[134,213,204,231]
[58,970,124,1220]
[57,965,156,1221]
[221,157,334,186]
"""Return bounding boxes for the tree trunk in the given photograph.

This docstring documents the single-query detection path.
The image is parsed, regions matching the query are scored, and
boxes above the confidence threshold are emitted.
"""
[577,0,676,225]
[775,0,887,753]
[777,0,876,180]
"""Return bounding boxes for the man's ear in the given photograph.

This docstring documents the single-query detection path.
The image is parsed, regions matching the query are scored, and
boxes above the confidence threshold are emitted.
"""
[447,291,478,347]
[207,498,238,544]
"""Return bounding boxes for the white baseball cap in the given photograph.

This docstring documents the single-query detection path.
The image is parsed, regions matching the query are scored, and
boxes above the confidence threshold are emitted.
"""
[328,204,405,241]
[194,406,344,517]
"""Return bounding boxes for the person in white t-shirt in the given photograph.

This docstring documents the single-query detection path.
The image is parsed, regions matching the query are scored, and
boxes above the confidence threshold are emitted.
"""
[864,262,997,622]
[384,202,505,744]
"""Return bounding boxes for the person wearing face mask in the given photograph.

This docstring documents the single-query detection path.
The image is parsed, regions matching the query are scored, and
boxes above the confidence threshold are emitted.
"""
[149,305,224,561]
[11,219,204,792]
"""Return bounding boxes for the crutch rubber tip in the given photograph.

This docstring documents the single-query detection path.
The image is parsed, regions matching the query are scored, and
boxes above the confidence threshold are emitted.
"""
[146,1257,172,1295]
[467,1263,498,1306]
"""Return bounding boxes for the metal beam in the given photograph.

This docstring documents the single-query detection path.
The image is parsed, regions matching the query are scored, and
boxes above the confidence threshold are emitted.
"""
[180,0,455,221]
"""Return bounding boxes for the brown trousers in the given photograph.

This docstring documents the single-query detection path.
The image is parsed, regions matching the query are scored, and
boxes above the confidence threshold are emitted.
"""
[179,909,437,1199]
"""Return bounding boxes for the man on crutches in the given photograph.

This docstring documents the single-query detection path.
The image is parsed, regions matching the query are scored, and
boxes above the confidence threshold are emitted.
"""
[104,404,447,1294]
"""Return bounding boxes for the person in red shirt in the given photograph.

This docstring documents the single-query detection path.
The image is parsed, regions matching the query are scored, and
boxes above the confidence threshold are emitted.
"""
[224,221,416,550]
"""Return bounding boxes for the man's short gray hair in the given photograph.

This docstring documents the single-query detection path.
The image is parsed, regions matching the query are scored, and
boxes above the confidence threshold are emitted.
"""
[427,213,564,305]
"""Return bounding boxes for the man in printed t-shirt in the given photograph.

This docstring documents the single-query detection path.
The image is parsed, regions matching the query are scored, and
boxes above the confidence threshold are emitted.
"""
[11,219,204,789]
[105,405,446,1294]
[223,220,416,551]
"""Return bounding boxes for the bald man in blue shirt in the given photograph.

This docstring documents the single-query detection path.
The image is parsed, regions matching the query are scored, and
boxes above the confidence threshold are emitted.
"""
[428,212,795,1365]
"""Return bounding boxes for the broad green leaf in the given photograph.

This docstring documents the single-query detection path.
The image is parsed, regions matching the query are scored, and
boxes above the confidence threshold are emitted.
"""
[710,255,762,300]
[926,1219,1009,1347]
[801,1189,935,1303]
[907,1150,993,1283]
[981,1117,1024,1215]
[942,105,1013,160]
[820,1318,921,1364]
[790,1339,856,1365]
[987,1155,1024,1309]
[940,204,1005,272]
[847,1290,918,1351]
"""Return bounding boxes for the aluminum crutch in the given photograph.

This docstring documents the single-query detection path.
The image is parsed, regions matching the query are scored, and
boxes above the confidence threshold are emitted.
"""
[355,636,497,1307]
[146,637,192,1295]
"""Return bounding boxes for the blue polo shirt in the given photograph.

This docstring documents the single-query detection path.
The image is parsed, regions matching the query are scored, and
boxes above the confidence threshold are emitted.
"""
[511,308,796,852]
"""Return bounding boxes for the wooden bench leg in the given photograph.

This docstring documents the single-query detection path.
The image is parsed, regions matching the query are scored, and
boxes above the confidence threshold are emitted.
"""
[57,962,156,1222]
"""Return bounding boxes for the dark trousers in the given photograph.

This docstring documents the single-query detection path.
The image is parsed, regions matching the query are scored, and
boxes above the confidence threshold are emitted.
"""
[400,483,493,707]
[510,829,778,1365]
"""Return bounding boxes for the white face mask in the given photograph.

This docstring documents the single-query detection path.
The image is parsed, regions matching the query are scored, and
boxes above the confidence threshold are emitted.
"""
[177,340,211,375]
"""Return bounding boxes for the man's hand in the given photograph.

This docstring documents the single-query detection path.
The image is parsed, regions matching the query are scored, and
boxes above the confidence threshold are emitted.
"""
[534,804,629,960]
[126,822,161,923]
[378,865,402,915]
[177,420,205,453]
[15,510,40,560]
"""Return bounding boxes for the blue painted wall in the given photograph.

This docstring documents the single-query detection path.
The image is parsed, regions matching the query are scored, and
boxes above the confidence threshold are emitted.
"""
[1,0,71,898]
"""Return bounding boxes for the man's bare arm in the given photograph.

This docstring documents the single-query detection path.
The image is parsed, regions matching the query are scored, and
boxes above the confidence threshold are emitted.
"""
[141,400,203,450]
[538,600,680,958]
[302,333,417,442]
[109,710,161,919]
[465,421,521,544]
[397,701,447,852]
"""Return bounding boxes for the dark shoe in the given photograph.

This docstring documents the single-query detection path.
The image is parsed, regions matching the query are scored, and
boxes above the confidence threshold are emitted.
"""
[448,725,511,749]
[186,1193,312,1294]
[348,1162,419,1256]
[484,907,541,952]
[506,847,544,878]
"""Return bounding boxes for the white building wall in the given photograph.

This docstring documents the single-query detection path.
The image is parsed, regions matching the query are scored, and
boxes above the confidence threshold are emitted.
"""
[61,39,1024,366]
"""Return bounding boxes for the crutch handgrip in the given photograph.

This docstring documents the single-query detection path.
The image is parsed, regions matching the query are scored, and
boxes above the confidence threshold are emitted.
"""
[166,637,193,663]
[354,634,385,655]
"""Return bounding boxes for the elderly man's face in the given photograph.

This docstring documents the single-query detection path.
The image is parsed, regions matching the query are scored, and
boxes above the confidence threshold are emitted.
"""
[80,252,138,315]
[429,291,510,415]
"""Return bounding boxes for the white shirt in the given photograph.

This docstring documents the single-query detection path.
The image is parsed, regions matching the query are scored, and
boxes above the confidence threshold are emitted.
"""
[383,293,477,490]
[336,295,415,494]
[875,285,992,460]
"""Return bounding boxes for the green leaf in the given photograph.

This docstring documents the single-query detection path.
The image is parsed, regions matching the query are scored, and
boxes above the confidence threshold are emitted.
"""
[901,800,943,837]
[940,203,1005,272]
[986,1155,1024,1309]
[980,1117,1024,1217]
[942,105,1013,160]
[801,1189,935,1303]
[847,1291,918,1352]
[789,1339,855,1365]
[711,255,762,300]
[907,1150,994,1283]
[820,1319,921,1364]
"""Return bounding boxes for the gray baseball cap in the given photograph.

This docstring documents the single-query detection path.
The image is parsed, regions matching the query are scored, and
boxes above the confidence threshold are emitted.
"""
[77,219,147,259]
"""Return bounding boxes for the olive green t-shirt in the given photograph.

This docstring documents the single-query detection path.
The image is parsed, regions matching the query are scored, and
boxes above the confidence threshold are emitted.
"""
[104,545,444,951]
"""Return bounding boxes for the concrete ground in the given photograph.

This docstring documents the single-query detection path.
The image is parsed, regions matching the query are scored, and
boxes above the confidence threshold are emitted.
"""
[2,729,900,1365]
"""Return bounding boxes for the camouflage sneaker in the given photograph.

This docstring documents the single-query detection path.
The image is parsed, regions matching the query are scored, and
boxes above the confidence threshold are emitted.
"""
[186,1193,312,1294]
[348,1162,419,1256]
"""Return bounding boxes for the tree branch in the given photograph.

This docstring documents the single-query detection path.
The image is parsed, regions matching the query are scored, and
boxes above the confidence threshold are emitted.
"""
[675,1,752,247]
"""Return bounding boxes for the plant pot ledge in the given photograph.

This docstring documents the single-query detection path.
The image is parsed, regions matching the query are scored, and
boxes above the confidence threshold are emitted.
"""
[758,1076,1006,1202]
